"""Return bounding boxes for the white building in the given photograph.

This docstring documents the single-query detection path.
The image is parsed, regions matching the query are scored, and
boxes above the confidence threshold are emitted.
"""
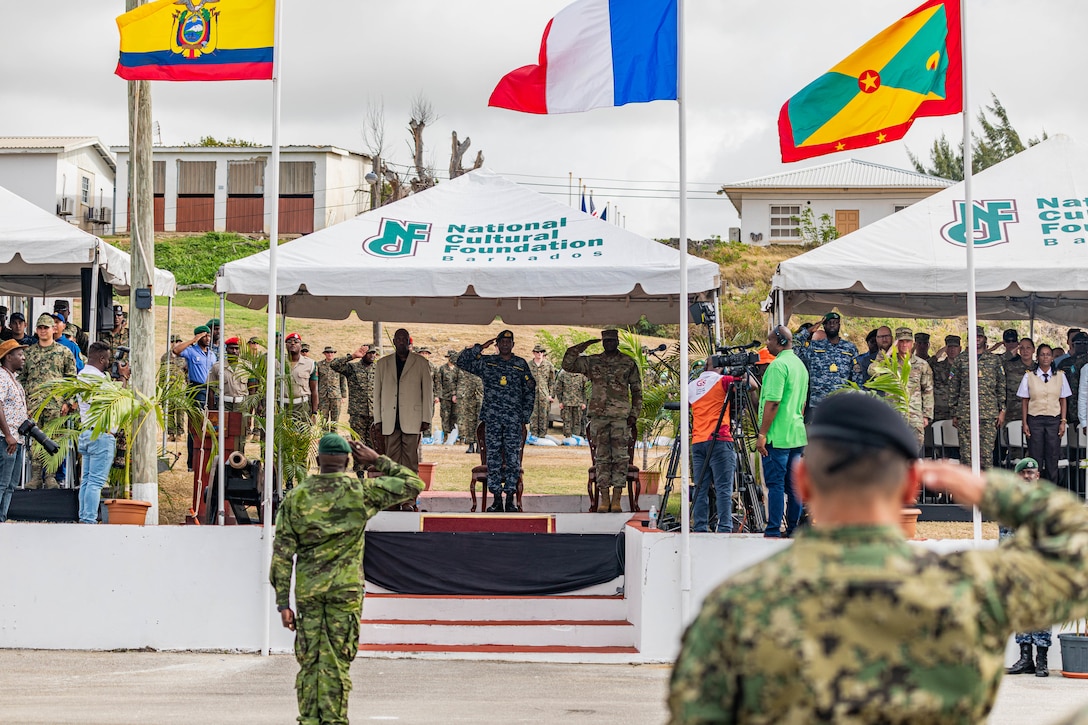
[0,137,116,233]
[719,159,953,245]
[112,145,372,235]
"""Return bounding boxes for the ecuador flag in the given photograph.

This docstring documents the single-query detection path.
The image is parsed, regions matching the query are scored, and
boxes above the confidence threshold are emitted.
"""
[116,0,274,82]
[778,0,961,162]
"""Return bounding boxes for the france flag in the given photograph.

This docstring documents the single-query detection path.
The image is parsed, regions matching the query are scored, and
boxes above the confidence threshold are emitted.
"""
[489,0,677,115]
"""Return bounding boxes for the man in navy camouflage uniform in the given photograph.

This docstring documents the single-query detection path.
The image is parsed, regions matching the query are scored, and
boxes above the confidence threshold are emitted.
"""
[793,312,860,412]
[456,330,535,512]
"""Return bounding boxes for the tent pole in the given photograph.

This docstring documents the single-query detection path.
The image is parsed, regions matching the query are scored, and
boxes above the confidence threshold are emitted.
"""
[960,0,983,543]
[712,290,722,347]
[261,0,285,658]
[89,244,100,343]
[163,297,173,451]
[217,292,226,525]
[677,0,692,625]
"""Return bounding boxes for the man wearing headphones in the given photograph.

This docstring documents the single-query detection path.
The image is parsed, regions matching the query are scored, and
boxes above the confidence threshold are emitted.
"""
[756,325,809,537]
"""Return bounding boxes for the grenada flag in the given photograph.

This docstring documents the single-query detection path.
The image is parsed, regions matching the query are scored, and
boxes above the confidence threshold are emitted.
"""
[116,0,274,82]
[778,0,961,163]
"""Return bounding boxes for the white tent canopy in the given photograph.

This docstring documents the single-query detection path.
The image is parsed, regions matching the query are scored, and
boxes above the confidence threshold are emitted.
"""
[772,134,1088,326]
[216,169,720,324]
[0,185,176,298]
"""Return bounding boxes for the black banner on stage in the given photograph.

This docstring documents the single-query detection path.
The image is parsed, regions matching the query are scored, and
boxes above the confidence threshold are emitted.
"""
[364,532,625,596]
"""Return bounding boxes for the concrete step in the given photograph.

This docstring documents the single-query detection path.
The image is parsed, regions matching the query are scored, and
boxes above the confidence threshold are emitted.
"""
[357,643,640,661]
[363,593,627,621]
[359,619,636,648]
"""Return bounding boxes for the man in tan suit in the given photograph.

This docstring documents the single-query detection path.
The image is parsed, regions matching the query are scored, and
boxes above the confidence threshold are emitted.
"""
[373,328,434,473]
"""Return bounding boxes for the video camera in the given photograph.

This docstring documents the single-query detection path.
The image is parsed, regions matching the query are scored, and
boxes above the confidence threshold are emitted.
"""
[708,340,761,373]
[109,346,130,380]
[18,419,59,455]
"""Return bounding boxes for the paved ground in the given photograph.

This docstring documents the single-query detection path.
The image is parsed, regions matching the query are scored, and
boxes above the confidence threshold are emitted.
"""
[2,650,1086,724]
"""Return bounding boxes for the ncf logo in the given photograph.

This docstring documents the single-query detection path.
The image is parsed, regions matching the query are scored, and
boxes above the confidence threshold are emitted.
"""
[363,218,432,258]
[940,199,1019,247]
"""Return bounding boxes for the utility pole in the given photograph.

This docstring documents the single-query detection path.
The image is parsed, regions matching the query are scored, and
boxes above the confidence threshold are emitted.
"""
[127,0,157,522]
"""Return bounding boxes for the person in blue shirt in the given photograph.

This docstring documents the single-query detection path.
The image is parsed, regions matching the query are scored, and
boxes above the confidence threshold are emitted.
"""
[172,325,218,471]
[52,314,84,372]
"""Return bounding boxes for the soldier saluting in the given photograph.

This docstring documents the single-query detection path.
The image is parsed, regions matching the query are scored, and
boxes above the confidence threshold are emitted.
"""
[562,329,642,513]
[456,330,535,512]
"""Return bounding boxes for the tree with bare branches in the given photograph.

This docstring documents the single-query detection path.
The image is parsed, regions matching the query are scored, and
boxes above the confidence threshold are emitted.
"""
[408,94,437,192]
[450,131,485,179]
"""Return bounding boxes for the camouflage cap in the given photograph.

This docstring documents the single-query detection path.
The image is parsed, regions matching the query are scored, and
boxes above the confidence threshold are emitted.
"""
[914,332,930,343]
[446,349,458,358]
[170,335,183,343]
[807,392,919,461]
[975,326,986,337]
[36,313,56,328]
[895,327,913,342]
[601,329,619,340]
[945,335,961,346]
[53,299,70,310]
[1003,328,1019,343]
[532,344,547,353]
[317,433,351,455]
[323,346,336,353]
[247,337,260,345]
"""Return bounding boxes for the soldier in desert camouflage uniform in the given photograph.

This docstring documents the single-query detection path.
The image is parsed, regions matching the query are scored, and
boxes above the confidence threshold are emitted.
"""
[669,393,1088,724]
[553,367,588,438]
[20,313,77,488]
[876,327,934,449]
[456,368,483,453]
[563,329,642,513]
[271,434,422,725]
[330,344,377,451]
[434,351,461,440]
[316,346,348,424]
[527,344,555,437]
[951,327,1006,469]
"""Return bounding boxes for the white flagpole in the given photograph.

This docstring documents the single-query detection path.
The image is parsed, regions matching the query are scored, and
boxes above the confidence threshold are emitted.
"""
[261,0,285,657]
[677,0,692,623]
[960,0,982,542]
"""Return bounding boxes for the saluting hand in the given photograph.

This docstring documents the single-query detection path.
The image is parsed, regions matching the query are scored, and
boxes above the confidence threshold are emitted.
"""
[352,345,368,359]
[480,338,496,350]
[349,440,378,466]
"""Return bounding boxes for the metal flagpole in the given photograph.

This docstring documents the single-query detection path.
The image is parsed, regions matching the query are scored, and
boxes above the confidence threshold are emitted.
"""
[217,292,226,525]
[961,0,983,542]
[677,0,692,623]
[261,0,285,658]
[163,297,172,451]
[89,245,100,343]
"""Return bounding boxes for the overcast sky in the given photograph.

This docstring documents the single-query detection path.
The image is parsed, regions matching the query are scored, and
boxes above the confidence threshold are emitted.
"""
[2,0,1083,239]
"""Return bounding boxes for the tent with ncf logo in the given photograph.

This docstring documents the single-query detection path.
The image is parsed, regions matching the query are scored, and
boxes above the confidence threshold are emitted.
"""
[215,169,721,324]
[770,134,1088,326]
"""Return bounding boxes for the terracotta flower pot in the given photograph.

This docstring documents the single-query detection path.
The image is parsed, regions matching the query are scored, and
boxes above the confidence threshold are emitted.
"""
[899,507,922,539]
[417,462,436,490]
[638,470,661,495]
[104,499,152,526]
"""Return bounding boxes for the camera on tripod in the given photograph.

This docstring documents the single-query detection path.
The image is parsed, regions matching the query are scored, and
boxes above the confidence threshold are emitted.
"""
[109,346,130,380]
[18,418,59,455]
[708,341,761,374]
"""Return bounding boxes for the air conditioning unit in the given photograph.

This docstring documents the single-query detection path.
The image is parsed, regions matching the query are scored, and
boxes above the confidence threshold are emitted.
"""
[728,227,741,243]
[57,197,72,216]
[99,206,112,224]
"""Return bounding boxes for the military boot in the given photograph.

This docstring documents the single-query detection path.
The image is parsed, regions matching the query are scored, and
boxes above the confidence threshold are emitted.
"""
[610,487,624,514]
[505,493,520,513]
[597,486,611,513]
[1035,646,1049,677]
[1006,643,1035,675]
[486,493,504,512]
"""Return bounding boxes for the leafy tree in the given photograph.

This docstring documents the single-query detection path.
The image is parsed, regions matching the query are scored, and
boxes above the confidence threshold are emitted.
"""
[907,93,1047,180]
[183,135,261,147]
[791,207,839,247]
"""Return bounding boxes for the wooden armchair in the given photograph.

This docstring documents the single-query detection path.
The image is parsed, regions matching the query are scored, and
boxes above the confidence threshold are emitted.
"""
[469,422,527,512]
[585,420,641,512]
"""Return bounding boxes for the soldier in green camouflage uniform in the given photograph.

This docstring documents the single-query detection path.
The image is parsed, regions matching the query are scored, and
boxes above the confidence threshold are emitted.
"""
[456,369,483,452]
[928,334,961,421]
[527,345,556,437]
[271,434,422,725]
[563,330,642,512]
[20,313,78,488]
[669,392,1088,724]
[316,347,349,424]
[98,305,129,360]
[553,368,588,438]
[434,351,461,440]
[330,345,376,450]
[950,327,1006,469]
[1004,337,1035,417]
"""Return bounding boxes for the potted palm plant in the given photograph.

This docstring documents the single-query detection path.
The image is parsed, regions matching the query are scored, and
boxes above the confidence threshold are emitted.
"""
[1059,620,1088,678]
[36,364,205,524]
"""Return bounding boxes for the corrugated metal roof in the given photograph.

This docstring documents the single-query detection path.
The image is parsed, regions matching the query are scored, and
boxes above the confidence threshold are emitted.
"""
[0,136,116,172]
[722,159,954,190]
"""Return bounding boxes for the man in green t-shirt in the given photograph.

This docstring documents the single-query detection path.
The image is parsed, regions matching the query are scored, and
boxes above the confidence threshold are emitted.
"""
[757,325,810,538]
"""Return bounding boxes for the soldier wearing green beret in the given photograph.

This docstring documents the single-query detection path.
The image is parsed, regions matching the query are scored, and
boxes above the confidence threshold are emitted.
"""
[271,433,423,725]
